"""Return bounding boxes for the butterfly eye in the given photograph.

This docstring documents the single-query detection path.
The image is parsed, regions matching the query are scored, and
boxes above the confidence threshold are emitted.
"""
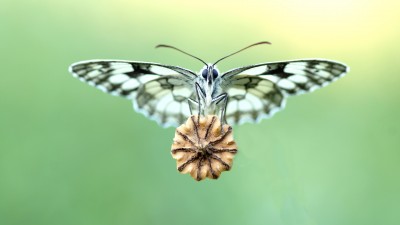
[212,69,218,79]
[201,69,208,79]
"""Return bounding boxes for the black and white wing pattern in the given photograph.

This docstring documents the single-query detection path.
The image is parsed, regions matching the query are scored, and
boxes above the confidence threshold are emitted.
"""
[220,59,348,124]
[69,60,197,127]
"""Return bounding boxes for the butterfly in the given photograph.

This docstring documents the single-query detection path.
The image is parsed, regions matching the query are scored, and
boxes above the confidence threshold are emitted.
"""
[68,41,349,127]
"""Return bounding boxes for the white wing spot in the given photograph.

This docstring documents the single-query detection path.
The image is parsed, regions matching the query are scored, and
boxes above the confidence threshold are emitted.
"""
[90,64,102,70]
[144,81,160,90]
[172,88,192,98]
[289,62,308,67]
[87,70,101,78]
[315,70,331,78]
[226,101,238,115]
[166,101,181,114]
[248,88,264,98]
[244,66,268,75]
[111,67,134,75]
[233,78,250,85]
[154,89,169,98]
[138,75,159,83]
[315,63,329,69]
[260,75,279,83]
[157,95,174,109]
[181,103,190,116]
[288,75,308,83]
[168,78,184,86]
[278,79,296,90]
[227,88,246,96]
[150,66,176,75]
[238,100,253,111]
[109,74,130,84]
[121,79,140,90]
[332,69,342,75]
[110,62,133,69]
[257,80,274,88]
[245,94,263,110]
[284,67,308,75]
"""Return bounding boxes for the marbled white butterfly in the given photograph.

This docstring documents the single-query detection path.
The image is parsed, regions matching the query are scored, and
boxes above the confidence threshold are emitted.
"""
[69,42,348,127]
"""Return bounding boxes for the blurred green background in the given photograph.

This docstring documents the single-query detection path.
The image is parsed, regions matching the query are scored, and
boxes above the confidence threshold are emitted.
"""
[1,0,399,225]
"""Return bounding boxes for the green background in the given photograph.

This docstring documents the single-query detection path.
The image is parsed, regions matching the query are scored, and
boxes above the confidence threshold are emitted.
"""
[1,0,399,225]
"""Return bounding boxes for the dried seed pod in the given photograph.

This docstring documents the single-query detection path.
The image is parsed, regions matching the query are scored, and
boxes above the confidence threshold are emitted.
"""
[171,115,238,181]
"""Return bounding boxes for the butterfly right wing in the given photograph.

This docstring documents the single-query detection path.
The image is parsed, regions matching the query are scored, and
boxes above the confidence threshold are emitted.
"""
[69,60,197,127]
[220,59,348,124]
[222,59,348,95]
[220,75,285,125]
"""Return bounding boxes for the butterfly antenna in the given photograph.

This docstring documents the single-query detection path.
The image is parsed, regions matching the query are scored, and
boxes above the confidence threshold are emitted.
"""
[212,41,271,67]
[156,44,208,66]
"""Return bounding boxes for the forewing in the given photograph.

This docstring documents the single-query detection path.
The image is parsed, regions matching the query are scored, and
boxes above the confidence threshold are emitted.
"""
[222,59,348,95]
[221,75,285,125]
[69,60,196,127]
[220,59,348,124]
[69,60,196,98]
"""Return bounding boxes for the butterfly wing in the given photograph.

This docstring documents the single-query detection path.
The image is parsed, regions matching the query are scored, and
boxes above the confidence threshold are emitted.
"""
[134,76,196,127]
[220,75,285,125]
[69,60,197,127]
[220,59,348,124]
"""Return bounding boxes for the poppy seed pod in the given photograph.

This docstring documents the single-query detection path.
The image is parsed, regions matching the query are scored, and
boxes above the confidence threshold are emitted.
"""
[171,115,238,181]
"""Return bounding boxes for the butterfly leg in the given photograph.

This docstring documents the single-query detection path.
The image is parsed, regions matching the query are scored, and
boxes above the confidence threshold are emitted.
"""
[187,98,198,116]
[195,82,206,125]
[212,93,228,131]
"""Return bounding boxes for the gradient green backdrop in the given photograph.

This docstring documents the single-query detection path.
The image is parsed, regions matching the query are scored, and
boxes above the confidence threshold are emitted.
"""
[1,0,399,225]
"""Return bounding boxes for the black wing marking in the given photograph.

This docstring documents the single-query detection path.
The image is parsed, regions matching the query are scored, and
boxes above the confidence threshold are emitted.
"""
[222,59,348,95]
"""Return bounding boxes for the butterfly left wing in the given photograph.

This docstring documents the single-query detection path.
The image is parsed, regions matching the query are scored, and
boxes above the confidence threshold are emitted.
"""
[220,59,348,124]
[69,60,197,127]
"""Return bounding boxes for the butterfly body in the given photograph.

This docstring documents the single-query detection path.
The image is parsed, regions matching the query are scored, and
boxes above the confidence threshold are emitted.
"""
[193,64,224,116]
[69,44,348,127]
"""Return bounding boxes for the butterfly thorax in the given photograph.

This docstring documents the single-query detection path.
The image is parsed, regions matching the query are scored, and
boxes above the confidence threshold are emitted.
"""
[197,64,223,114]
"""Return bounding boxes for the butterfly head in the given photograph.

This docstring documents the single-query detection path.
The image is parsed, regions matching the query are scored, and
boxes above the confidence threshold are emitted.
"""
[201,65,219,85]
